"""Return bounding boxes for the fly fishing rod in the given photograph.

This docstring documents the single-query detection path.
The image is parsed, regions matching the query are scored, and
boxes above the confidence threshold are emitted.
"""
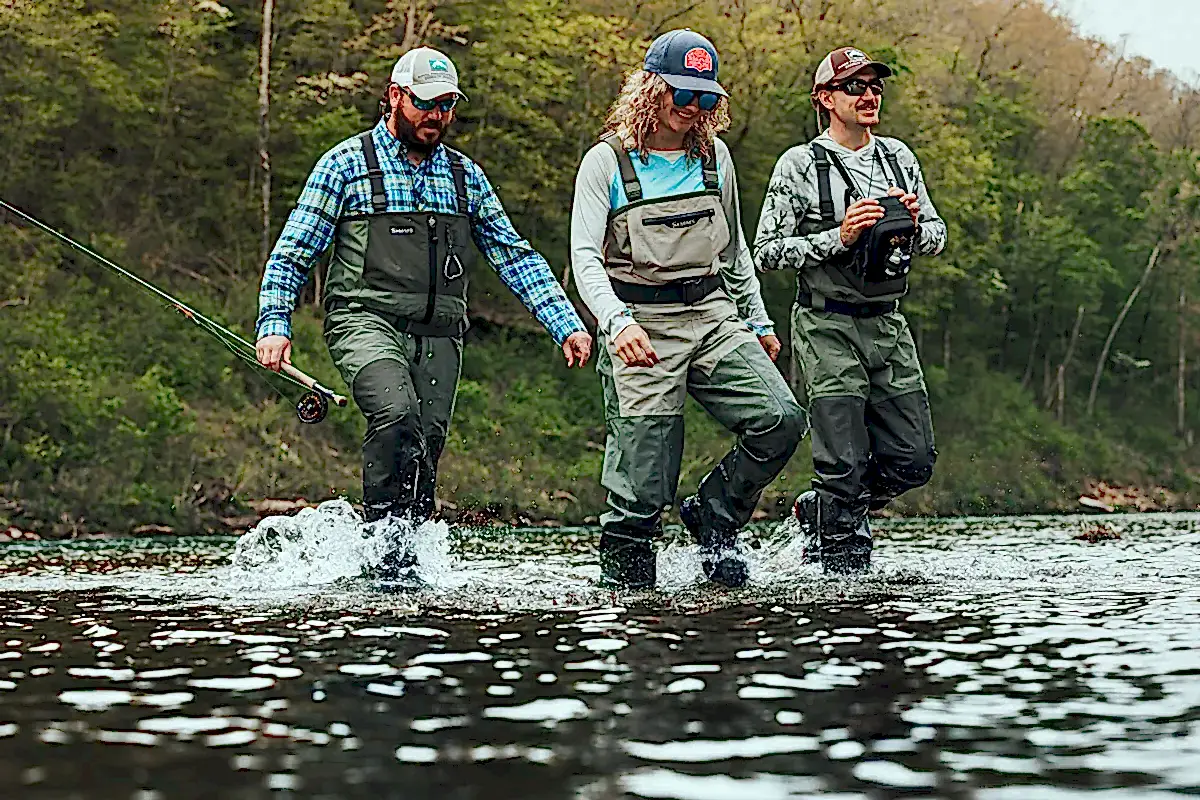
[0,198,347,423]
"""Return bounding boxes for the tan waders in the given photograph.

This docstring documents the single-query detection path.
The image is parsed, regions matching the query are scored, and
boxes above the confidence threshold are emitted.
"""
[596,136,807,588]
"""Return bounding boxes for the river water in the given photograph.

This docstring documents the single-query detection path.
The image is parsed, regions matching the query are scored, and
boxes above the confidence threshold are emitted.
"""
[1,502,1198,798]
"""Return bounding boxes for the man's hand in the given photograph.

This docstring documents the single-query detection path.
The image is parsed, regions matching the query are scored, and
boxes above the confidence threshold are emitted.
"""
[562,331,593,368]
[759,334,782,362]
[613,324,659,367]
[839,198,884,247]
[256,335,292,372]
[888,186,920,224]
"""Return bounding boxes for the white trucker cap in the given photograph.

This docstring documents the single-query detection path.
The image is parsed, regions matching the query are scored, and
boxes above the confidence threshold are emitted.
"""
[390,47,467,101]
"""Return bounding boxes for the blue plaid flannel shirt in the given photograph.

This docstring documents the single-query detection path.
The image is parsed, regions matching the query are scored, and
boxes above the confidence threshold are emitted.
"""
[257,119,585,345]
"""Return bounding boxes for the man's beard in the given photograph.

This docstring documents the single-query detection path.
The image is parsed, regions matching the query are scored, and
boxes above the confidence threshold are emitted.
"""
[394,112,448,155]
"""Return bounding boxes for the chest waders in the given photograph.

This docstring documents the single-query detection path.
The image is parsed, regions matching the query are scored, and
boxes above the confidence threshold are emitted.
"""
[805,141,910,309]
[324,132,475,335]
[322,132,476,526]
[592,135,807,590]
[601,133,729,304]
[792,141,936,575]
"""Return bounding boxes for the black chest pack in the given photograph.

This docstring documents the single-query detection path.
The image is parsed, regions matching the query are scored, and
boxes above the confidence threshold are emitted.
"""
[812,141,917,297]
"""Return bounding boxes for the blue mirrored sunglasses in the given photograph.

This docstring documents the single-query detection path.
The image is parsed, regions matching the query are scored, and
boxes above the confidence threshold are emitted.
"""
[672,88,720,111]
[405,90,458,113]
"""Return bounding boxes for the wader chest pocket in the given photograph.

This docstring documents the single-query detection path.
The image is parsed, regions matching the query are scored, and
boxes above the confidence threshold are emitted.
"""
[642,209,715,229]
[628,200,726,274]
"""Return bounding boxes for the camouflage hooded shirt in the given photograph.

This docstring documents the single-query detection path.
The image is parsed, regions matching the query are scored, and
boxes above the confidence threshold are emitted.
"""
[752,131,947,304]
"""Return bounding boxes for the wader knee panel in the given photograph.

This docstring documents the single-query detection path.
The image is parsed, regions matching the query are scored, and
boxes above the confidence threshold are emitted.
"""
[809,395,871,513]
[864,390,936,506]
[353,359,425,521]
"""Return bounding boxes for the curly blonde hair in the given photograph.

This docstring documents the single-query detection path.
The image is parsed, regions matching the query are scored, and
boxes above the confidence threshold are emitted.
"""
[602,70,730,163]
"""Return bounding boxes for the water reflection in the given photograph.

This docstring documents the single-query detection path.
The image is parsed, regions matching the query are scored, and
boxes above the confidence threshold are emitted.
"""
[0,512,1198,797]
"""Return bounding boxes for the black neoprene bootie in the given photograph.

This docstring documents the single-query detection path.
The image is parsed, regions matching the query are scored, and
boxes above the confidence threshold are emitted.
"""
[680,495,749,589]
[598,529,656,589]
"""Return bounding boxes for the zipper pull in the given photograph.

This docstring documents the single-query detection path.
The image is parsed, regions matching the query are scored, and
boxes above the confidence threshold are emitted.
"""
[427,215,438,243]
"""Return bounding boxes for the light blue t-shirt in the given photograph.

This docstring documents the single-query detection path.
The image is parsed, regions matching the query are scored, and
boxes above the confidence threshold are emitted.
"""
[609,150,725,209]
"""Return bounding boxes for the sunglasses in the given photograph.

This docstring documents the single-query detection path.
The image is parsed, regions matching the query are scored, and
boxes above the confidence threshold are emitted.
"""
[828,78,885,97]
[672,88,721,111]
[405,90,458,113]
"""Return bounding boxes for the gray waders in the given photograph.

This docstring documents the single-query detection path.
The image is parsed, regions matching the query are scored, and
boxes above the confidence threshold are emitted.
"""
[793,142,936,572]
[597,134,808,587]
[323,132,475,523]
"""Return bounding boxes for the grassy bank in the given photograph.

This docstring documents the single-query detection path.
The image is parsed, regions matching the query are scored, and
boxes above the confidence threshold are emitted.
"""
[2,271,1195,538]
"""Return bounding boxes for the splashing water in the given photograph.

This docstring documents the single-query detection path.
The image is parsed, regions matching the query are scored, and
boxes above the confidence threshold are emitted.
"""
[230,500,456,589]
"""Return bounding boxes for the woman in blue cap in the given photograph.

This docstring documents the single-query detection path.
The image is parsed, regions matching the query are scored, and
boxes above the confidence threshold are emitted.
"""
[570,30,808,590]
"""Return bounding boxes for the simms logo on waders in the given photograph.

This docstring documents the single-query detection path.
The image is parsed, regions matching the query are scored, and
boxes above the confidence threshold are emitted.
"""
[390,225,415,236]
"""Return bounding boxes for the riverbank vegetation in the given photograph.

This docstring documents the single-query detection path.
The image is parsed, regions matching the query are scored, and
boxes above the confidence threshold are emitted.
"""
[3,0,1200,535]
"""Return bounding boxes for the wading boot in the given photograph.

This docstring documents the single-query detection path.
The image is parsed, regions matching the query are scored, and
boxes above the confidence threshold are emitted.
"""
[792,490,821,565]
[819,502,871,576]
[680,495,749,588]
[598,529,656,589]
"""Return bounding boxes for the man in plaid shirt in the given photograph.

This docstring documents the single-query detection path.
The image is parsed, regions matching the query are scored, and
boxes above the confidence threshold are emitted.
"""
[256,47,591,575]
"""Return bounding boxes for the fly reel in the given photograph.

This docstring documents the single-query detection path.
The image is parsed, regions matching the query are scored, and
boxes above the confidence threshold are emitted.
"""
[296,390,329,424]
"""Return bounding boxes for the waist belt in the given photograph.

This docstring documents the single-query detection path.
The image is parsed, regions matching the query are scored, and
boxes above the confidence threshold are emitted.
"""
[611,275,722,305]
[325,299,468,338]
[797,291,897,318]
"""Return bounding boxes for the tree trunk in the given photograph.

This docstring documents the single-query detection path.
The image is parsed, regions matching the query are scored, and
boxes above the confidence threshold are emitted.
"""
[1179,285,1187,436]
[1050,304,1085,422]
[1087,243,1162,416]
[257,0,275,267]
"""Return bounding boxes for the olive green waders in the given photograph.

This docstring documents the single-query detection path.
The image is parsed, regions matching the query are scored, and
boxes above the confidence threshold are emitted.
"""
[791,301,936,566]
[324,131,475,523]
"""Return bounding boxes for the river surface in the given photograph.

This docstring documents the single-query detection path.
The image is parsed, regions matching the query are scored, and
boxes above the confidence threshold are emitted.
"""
[1,503,1198,798]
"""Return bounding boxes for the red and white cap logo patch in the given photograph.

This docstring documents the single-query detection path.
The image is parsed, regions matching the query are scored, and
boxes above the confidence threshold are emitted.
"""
[683,47,714,73]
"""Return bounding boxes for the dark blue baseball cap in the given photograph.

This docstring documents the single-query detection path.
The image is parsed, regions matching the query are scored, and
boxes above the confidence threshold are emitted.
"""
[643,29,728,97]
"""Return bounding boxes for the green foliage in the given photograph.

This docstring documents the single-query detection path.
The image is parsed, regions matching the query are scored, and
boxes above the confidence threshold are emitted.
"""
[4,0,1200,534]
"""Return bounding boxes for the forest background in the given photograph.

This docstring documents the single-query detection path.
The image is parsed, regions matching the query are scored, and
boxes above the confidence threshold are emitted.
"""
[4,0,1200,536]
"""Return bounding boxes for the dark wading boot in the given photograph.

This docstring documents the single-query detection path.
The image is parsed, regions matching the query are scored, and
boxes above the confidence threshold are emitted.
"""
[819,502,871,576]
[792,490,821,565]
[680,495,749,589]
[599,530,656,590]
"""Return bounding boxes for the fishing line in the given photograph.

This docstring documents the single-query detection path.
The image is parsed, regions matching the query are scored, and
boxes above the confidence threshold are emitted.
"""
[0,198,346,423]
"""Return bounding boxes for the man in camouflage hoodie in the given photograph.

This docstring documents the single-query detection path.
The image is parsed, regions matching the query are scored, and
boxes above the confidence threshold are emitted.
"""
[753,47,947,574]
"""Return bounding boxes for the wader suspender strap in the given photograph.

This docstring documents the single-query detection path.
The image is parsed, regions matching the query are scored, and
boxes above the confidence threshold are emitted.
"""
[812,144,836,223]
[359,132,388,214]
[812,141,910,222]
[602,133,720,204]
[700,147,719,192]
[446,150,469,215]
[603,133,643,203]
[876,141,908,193]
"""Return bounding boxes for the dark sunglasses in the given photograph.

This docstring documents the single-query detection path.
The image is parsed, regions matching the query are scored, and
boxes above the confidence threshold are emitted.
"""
[828,78,885,97]
[405,89,458,113]
[672,88,721,111]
